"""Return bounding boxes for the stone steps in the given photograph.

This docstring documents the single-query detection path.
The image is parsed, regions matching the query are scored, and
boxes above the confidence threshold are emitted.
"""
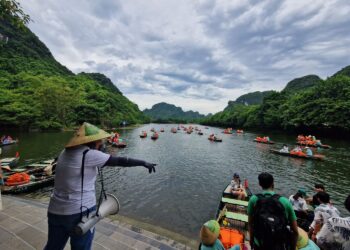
[0,196,191,250]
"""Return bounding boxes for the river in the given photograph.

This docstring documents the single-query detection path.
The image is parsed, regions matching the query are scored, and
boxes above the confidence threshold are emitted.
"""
[1,124,349,239]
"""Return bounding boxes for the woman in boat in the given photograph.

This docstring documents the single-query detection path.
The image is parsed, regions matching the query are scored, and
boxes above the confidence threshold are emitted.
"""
[230,173,246,200]
[44,122,156,250]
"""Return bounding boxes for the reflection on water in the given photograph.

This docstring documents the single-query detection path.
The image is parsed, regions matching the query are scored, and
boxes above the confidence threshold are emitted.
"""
[1,125,350,238]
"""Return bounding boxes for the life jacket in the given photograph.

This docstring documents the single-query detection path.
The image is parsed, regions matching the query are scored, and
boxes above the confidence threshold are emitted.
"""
[5,173,30,186]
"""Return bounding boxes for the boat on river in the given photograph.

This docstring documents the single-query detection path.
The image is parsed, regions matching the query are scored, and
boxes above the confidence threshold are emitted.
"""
[253,138,275,144]
[270,149,325,160]
[151,132,159,140]
[208,135,222,142]
[112,142,127,148]
[1,154,20,168]
[199,180,252,249]
[1,159,56,194]
[140,131,147,138]
[0,139,18,147]
[296,141,331,149]
[171,128,177,133]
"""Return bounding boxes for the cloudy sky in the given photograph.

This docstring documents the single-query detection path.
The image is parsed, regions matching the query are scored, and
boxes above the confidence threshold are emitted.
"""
[21,0,350,114]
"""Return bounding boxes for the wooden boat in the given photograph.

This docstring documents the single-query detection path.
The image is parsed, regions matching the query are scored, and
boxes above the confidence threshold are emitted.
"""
[112,142,127,148]
[140,131,147,138]
[2,159,55,177]
[270,149,325,160]
[253,139,275,144]
[198,131,203,135]
[1,159,56,194]
[296,141,331,149]
[1,156,20,168]
[171,128,177,133]
[199,180,252,249]
[0,139,18,147]
[236,130,244,134]
[150,128,155,132]
[151,133,159,140]
[208,136,222,142]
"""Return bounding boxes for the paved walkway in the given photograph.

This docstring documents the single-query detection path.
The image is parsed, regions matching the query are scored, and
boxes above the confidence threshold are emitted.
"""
[0,196,193,250]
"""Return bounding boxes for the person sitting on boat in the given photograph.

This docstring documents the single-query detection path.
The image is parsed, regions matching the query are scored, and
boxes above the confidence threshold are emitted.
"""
[316,195,350,250]
[230,173,246,200]
[289,190,308,216]
[200,220,240,250]
[292,146,302,153]
[280,144,289,153]
[315,140,322,147]
[306,184,326,208]
[309,192,340,242]
[44,122,156,250]
[305,147,313,157]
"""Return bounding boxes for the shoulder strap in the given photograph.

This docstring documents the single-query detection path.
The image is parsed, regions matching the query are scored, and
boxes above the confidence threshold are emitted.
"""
[80,149,89,221]
[271,194,281,201]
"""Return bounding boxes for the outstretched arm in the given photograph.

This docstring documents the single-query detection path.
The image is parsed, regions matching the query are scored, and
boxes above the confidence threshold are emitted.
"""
[104,156,156,173]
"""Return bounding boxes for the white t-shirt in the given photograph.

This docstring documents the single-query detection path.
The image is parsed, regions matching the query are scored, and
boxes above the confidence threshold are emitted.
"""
[48,146,110,215]
[311,204,340,230]
[289,195,308,211]
[230,180,242,191]
[317,216,350,250]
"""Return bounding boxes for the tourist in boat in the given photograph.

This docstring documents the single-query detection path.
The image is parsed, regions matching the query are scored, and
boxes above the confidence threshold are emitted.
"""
[309,192,340,241]
[306,184,326,208]
[280,144,289,153]
[44,122,156,250]
[316,195,350,250]
[289,190,309,217]
[248,172,298,250]
[292,145,302,153]
[305,147,313,157]
[230,173,246,200]
[199,220,240,250]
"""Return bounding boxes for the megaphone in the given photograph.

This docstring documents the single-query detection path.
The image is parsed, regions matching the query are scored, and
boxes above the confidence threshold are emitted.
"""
[74,193,120,236]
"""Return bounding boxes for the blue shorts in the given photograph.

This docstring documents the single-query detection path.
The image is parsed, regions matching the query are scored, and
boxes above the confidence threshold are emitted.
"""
[44,206,96,250]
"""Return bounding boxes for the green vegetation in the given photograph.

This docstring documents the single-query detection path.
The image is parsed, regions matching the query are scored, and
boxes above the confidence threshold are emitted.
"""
[233,91,274,106]
[144,102,206,123]
[202,70,350,132]
[0,18,148,130]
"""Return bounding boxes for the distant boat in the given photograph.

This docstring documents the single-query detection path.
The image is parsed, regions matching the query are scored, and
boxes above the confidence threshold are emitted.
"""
[140,131,147,138]
[151,132,159,140]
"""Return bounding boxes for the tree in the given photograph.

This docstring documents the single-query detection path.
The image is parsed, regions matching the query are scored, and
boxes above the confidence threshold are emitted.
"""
[0,0,31,28]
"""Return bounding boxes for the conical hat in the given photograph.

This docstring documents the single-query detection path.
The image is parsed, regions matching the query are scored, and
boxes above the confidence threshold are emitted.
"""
[200,220,220,246]
[65,122,112,148]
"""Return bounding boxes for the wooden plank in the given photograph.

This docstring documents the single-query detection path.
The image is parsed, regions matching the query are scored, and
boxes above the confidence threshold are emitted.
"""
[222,197,248,207]
[225,211,248,222]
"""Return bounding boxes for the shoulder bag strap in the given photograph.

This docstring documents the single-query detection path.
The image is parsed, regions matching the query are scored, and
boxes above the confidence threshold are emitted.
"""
[80,149,89,221]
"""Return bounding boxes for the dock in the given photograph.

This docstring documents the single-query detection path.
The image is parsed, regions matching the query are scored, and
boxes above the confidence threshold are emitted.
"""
[0,196,194,250]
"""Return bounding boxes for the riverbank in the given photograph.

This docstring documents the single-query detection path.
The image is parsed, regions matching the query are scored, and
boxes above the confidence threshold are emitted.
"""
[0,195,197,249]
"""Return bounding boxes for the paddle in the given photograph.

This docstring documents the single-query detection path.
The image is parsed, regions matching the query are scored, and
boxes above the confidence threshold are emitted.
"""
[217,205,228,222]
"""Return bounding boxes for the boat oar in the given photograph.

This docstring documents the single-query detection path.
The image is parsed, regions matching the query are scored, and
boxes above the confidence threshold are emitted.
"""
[217,205,227,222]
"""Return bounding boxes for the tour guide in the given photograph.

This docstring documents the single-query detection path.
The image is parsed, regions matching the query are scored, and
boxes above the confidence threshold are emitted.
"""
[44,122,156,250]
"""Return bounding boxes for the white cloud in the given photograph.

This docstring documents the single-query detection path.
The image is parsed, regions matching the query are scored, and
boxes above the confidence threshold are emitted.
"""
[21,0,350,114]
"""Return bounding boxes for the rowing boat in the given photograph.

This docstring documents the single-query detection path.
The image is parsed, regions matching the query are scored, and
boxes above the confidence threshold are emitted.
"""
[1,156,20,168]
[253,139,275,144]
[270,149,325,160]
[1,159,56,194]
[0,139,18,147]
[112,142,127,148]
[204,180,252,249]
[296,142,331,149]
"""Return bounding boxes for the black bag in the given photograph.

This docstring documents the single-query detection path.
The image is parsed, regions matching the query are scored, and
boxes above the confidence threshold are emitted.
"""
[253,194,291,250]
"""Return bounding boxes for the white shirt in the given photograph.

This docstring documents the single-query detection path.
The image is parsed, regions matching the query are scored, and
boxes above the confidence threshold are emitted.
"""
[317,216,350,250]
[230,180,242,190]
[289,195,308,211]
[48,146,110,215]
[311,203,340,230]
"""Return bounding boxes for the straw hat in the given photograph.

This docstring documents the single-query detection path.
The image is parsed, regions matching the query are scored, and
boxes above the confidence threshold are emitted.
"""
[200,220,220,246]
[65,122,112,148]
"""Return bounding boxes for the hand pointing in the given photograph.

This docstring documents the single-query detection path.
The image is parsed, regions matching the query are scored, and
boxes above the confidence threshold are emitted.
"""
[144,162,156,173]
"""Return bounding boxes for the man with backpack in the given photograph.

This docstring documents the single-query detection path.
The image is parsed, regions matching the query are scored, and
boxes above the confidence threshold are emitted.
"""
[248,172,299,250]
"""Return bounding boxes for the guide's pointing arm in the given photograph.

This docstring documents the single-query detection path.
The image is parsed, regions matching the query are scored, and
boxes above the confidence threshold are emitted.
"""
[104,156,156,173]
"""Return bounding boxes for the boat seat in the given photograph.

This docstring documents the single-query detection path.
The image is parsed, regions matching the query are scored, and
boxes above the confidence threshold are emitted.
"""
[222,197,248,207]
[28,164,49,167]
[225,211,248,223]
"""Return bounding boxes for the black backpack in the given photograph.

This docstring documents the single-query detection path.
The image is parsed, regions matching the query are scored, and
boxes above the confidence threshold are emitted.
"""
[253,194,291,250]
